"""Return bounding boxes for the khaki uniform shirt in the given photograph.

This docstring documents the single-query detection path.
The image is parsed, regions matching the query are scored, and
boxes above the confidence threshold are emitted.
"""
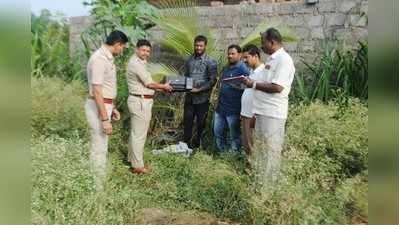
[127,54,155,95]
[86,45,117,99]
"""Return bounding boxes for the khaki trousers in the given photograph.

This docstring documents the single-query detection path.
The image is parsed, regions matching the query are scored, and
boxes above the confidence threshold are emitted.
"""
[127,95,153,168]
[84,99,113,190]
[252,114,286,187]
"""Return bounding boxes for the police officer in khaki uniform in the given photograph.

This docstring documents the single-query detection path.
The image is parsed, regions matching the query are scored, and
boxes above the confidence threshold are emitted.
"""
[127,39,172,174]
[84,30,128,190]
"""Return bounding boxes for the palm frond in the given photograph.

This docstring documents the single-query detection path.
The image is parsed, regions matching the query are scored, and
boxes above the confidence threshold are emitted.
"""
[155,16,198,58]
[146,62,180,82]
[149,0,219,61]
[156,0,199,13]
[239,21,298,48]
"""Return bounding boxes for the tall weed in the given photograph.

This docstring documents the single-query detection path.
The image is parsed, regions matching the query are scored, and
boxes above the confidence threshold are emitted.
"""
[292,41,368,103]
[31,77,87,138]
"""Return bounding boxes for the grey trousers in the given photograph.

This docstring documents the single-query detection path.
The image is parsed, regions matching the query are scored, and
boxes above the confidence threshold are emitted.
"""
[252,114,286,187]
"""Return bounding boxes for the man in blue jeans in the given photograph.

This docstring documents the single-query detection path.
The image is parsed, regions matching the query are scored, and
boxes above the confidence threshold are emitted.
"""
[214,44,250,153]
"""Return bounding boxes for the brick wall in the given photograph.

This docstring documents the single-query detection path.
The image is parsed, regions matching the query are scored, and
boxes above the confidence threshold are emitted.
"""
[69,0,368,65]
[148,0,302,6]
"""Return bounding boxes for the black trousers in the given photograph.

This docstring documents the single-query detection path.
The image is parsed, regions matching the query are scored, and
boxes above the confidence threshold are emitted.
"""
[183,100,209,148]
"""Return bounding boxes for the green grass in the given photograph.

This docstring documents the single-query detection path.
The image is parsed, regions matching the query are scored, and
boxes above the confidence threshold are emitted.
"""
[31,135,251,224]
[31,77,368,225]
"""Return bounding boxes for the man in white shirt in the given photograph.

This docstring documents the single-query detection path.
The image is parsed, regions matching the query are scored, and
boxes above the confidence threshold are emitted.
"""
[243,28,295,185]
[241,44,265,159]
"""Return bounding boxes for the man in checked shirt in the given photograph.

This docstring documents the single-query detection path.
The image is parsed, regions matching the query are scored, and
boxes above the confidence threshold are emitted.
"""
[183,35,218,149]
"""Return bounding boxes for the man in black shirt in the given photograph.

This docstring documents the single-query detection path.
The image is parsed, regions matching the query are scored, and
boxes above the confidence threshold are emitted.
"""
[183,35,218,148]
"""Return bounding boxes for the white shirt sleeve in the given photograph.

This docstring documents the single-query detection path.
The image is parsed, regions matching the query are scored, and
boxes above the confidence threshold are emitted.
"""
[270,56,295,88]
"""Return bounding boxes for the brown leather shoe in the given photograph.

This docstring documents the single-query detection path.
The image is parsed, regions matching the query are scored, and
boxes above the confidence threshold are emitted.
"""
[131,167,150,174]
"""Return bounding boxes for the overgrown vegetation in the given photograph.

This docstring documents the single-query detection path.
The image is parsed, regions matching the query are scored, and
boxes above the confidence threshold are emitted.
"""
[292,41,368,103]
[257,99,368,224]
[31,10,82,81]
[81,0,158,50]
[31,77,367,224]
[31,2,368,224]
[31,77,87,138]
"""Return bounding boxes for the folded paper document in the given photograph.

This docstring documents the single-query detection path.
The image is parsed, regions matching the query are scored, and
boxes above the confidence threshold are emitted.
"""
[152,142,193,158]
[222,75,246,82]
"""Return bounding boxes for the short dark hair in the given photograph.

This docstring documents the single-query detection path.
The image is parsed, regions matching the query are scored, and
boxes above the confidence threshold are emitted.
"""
[243,44,260,58]
[228,44,242,53]
[194,35,207,45]
[261,27,282,43]
[105,30,129,45]
[136,39,152,48]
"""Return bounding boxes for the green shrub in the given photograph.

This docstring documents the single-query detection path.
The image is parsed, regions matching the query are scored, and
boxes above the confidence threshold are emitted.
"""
[148,152,251,221]
[247,100,368,225]
[292,41,368,103]
[286,99,368,178]
[31,75,368,224]
[336,171,368,221]
[31,10,83,81]
[32,133,252,224]
[31,77,87,138]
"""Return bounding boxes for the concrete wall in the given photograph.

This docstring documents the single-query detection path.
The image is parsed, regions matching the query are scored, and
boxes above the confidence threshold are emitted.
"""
[69,0,368,65]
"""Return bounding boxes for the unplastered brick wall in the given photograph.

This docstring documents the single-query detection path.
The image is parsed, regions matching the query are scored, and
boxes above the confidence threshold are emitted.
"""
[152,0,303,7]
[69,0,368,65]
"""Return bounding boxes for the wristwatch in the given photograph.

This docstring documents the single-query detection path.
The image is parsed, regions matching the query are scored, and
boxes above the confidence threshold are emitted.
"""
[252,81,257,90]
